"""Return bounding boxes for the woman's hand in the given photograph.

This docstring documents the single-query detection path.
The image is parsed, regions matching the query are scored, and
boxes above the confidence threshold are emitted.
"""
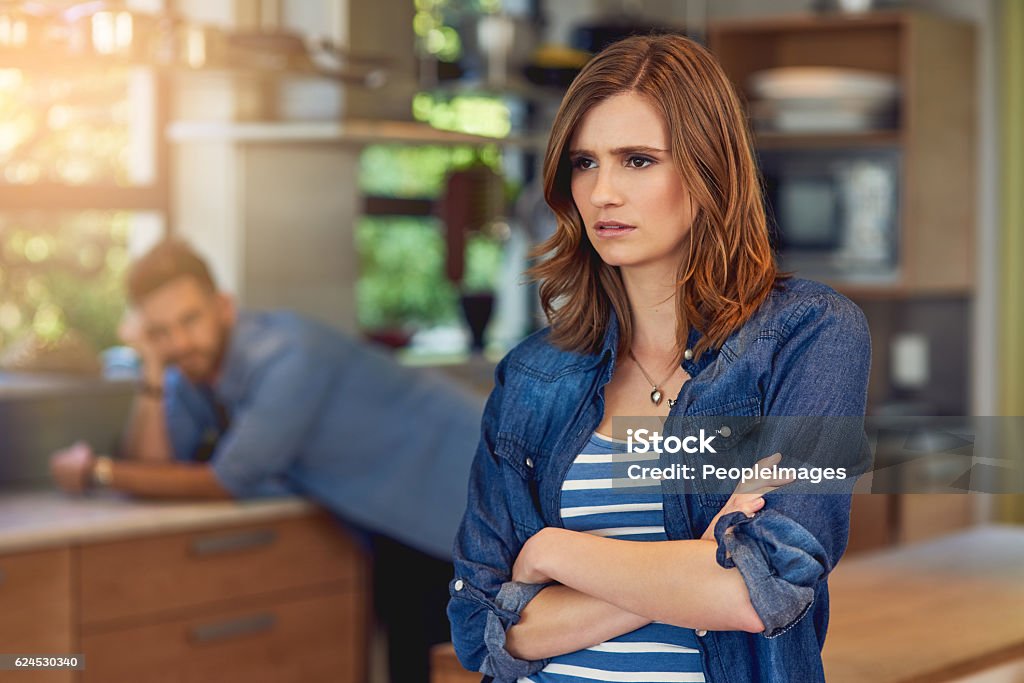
[512,527,564,584]
[700,452,795,541]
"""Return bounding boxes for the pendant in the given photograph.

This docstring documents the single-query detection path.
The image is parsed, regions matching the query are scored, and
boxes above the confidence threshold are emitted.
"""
[651,388,663,406]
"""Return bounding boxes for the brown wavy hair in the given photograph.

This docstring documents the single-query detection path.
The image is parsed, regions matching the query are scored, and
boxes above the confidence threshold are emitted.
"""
[527,33,781,362]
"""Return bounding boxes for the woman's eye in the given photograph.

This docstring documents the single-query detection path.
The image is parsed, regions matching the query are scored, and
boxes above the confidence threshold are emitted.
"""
[627,156,653,169]
[571,157,595,170]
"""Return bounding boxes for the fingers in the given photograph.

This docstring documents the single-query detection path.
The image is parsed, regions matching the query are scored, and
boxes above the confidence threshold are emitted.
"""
[755,452,783,467]
[737,495,765,518]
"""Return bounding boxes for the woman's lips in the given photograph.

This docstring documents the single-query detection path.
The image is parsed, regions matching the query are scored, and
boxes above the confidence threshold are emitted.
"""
[593,222,637,238]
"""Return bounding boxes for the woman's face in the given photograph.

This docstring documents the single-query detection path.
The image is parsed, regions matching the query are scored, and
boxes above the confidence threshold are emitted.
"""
[568,91,696,277]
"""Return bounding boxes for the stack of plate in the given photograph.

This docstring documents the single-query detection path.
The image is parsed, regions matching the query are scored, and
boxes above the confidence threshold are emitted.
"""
[748,67,900,133]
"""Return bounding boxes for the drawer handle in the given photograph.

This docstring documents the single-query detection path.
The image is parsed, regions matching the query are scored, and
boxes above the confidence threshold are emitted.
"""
[189,612,277,644]
[190,528,277,557]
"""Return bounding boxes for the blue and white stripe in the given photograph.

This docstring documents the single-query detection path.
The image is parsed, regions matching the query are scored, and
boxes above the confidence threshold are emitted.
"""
[519,432,706,682]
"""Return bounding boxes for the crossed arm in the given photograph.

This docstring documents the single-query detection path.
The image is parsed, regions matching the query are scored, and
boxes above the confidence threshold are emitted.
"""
[504,453,790,661]
[506,532,764,660]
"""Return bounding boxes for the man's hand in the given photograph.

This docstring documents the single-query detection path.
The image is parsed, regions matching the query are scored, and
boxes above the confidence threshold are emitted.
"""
[118,310,164,383]
[701,452,795,541]
[50,441,97,494]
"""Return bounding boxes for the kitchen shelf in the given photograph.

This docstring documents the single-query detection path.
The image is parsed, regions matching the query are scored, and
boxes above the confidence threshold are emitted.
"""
[711,10,977,295]
[754,129,902,149]
[0,184,167,212]
[363,196,434,217]
[166,119,545,149]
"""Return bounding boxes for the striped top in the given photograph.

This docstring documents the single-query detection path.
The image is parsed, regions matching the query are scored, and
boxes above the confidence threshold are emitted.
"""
[520,432,707,683]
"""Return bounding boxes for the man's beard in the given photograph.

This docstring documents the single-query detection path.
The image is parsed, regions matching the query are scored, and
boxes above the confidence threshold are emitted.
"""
[172,327,229,383]
[174,349,219,382]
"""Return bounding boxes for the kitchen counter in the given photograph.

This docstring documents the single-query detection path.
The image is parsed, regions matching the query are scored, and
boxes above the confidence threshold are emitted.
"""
[0,489,317,555]
[824,524,1024,682]
[0,490,368,682]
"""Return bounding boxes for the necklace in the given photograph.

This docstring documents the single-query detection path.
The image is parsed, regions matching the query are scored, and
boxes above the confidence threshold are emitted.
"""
[629,350,679,408]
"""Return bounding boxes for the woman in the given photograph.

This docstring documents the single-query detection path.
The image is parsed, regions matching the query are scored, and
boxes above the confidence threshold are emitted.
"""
[447,33,871,683]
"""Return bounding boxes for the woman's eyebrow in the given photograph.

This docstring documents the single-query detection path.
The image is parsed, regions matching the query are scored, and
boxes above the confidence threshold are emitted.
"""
[568,145,669,156]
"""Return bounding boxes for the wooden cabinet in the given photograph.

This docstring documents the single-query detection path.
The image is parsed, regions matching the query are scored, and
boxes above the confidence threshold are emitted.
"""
[0,510,368,683]
[80,591,362,683]
[709,12,977,297]
[430,643,479,683]
[77,515,362,625]
[0,548,73,683]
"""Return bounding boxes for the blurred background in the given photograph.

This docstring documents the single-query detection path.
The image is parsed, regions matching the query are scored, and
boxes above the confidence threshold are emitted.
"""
[0,0,1023,682]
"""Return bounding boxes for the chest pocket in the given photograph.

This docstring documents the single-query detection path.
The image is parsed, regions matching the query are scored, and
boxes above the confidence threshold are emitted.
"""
[494,434,546,543]
[680,394,763,510]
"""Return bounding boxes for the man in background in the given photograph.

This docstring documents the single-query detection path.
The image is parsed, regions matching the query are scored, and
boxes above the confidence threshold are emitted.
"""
[51,238,483,683]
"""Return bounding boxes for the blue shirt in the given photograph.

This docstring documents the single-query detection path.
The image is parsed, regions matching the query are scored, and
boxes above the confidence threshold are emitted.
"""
[447,278,873,683]
[524,431,706,683]
[164,310,485,559]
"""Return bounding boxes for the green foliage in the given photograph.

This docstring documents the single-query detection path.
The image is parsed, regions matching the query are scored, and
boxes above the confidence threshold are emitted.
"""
[0,212,130,354]
[463,234,502,293]
[358,144,503,198]
[357,140,509,333]
[355,216,505,330]
[355,216,458,329]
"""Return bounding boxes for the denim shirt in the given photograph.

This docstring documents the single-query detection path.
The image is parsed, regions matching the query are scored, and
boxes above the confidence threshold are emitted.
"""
[447,278,872,683]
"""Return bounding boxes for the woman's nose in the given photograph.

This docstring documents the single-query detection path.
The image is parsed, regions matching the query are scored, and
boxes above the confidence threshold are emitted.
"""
[589,167,624,208]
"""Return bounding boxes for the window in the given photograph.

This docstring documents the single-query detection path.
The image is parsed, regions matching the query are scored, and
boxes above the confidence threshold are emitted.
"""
[0,61,166,372]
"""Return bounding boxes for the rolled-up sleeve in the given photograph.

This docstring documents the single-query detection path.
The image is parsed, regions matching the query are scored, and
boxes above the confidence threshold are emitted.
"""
[447,357,550,681]
[713,509,830,637]
[713,291,872,638]
[450,577,550,679]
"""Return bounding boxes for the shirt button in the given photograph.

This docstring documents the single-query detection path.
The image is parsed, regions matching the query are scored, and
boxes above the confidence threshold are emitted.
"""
[525,457,534,468]
[718,426,732,438]
[695,629,708,637]
[684,348,694,360]
[454,579,464,591]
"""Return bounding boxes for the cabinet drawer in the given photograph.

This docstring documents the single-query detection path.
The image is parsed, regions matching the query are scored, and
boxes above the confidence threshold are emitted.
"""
[78,513,366,625]
[0,548,73,683]
[80,589,366,683]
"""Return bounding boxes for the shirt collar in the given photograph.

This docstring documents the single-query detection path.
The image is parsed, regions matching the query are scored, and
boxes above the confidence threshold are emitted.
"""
[213,310,254,401]
[597,305,621,364]
[594,305,720,377]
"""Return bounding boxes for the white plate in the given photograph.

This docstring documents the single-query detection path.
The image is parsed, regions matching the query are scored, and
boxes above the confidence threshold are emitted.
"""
[749,67,899,101]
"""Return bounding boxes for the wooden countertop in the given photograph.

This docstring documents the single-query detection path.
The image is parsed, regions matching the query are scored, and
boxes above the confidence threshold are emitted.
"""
[0,490,317,554]
[824,524,1024,682]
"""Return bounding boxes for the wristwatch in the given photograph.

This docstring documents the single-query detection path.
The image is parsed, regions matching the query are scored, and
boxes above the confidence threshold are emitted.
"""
[138,381,164,399]
[91,456,114,488]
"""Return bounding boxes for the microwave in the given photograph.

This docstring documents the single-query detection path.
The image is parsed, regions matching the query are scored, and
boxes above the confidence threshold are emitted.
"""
[759,147,901,282]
